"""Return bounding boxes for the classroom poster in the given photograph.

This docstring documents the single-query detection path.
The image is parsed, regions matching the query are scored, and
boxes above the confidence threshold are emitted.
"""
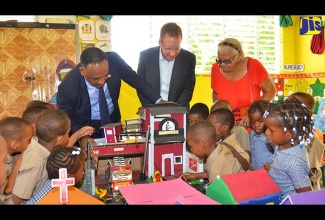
[77,16,112,61]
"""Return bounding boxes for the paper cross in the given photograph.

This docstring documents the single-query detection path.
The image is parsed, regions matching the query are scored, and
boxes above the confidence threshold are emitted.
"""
[51,168,75,204]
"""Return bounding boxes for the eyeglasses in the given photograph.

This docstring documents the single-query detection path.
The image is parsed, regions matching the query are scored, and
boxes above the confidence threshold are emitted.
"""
[160,40,181,53]
[216,54,237,65]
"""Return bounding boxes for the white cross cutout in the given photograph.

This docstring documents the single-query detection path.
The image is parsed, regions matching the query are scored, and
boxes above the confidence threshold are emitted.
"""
[51,168,75,204]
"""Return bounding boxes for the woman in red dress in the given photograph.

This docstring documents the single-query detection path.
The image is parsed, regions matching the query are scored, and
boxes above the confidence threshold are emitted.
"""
[211,38,276,129]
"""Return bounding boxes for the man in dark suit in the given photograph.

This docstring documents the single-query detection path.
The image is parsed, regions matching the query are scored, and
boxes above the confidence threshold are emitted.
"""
[57,47,166,148]
[136,22,196,111]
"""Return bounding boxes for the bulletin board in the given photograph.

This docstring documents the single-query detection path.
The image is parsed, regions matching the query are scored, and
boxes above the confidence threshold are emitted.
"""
[270,73,325,115]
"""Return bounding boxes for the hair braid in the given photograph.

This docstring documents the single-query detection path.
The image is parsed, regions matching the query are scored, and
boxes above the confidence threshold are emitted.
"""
[264,97,314,147]
[46,146,84,179]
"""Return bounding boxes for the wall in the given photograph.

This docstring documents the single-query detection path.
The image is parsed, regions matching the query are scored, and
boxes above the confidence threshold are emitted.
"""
[0,23,76,118]
[118,15,325,123]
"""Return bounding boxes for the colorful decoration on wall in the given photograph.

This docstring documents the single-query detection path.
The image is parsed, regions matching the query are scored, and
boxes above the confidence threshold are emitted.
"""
[270,73,325,114]
[280,15,293,28]
[310,22,325,54]
[77,16,111,54]
[314,98,325,133]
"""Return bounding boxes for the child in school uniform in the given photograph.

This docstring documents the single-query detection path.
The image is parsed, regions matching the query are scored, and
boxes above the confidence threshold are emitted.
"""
[0,135,8,191]
[263,97,313,202]
[181,109,249,184]
[211,99,250,156]
[247,100,274,171]
[288,92,325,190]
[11,109,71,204]
[207,108,250,171]
[0,117,34,204]
[189,102,209,126]
[22,146,104,205]
[22,103,95,146]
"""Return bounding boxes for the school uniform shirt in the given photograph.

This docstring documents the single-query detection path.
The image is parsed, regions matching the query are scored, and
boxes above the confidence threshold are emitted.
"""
[0,154,13,204]
[307,132,325,190]
[205,133,249,183]
[268,145,311,202]
[232,126,250,152]
[12,137,50,201]
[249,130,274,170]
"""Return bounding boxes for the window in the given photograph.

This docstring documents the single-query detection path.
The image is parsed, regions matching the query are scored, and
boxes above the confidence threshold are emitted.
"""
[111,15,282,74]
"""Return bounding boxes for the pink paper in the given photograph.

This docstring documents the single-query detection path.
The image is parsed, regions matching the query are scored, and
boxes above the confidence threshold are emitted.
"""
[119,178,219,205]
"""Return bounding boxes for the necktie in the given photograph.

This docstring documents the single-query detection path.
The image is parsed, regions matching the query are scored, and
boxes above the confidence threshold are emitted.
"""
[98,87,110,126]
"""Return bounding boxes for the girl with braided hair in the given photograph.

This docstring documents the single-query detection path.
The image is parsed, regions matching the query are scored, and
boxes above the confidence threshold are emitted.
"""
[22,146,85,205]
[263,97,314,202]
[23,146,104,204]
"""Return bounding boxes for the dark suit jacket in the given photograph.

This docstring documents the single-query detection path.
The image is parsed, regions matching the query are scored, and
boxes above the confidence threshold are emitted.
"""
[57,51,161,137]
[136,46,196,110]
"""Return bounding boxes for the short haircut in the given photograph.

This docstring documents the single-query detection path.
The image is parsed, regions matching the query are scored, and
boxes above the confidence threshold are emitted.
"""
[160,22,182,40]
[187,120,216,145]
[210,99,232,112]
[25,100,53,110]
[209,108,235,130]
[189,103,209,119]
[36,109,70,142]
[22,105,49,124]
[289,92,315,112]
[46,146,84,179]
[0,117,31,142]
[80,47,107,69]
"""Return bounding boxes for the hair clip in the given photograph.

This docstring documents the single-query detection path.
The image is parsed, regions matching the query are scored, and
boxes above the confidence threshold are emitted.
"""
[263,110,269,118]
[291,138,294,146]
[218,41,240,52]
[294,116,298,122]
[72,150,80,155]
[284,127,287,133]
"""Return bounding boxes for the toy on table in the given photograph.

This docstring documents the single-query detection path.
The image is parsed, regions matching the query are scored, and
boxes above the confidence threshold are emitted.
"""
[108,157,133,191]
[152,170,163,182]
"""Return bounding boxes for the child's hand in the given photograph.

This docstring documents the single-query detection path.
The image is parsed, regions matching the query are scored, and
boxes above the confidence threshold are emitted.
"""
[180,172,196,181]
[78,126,95,138]
[262,163,270,172]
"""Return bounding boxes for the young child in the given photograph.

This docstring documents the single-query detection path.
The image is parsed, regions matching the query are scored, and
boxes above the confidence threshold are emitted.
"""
[207,108,250,171]
[263,97,313,202]
[22,104,94,146]
[189,102,209,126]
[0,135,8,191]
[210,99,250,156]
[11,109,71,204]
[0,117,34,204]
[22,105,50,135]
[25,100,54,110]
[22,146,103,205]
[247,100,274,171]
[210,99,232,113]
[288,92,325,190]
[181,112,249,184]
